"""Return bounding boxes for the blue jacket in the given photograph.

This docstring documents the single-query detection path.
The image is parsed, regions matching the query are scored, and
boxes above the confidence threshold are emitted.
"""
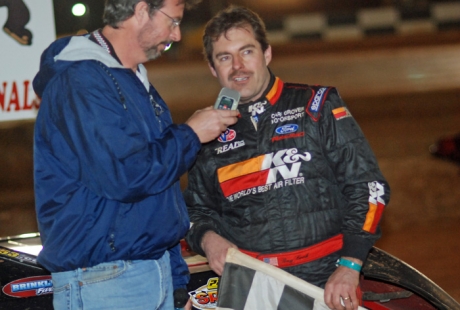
[33,35,201,289]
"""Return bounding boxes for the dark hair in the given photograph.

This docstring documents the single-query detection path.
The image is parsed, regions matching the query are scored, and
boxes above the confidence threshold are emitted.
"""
[103,0,202,28]
[203,6,269,68]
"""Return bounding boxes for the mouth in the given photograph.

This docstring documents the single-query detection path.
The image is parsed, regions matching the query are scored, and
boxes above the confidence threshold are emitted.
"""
[231,72,250,83]
[233,76,248,82]
[230,71,251,84]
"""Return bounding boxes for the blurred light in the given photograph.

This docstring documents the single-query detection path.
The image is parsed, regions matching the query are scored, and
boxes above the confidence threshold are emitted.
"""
[8,243,43,256]
[16,233,40,238]
[72,3,87,17]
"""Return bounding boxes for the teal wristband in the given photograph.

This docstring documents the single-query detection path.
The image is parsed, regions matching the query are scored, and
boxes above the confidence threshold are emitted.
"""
[336,258,362,272]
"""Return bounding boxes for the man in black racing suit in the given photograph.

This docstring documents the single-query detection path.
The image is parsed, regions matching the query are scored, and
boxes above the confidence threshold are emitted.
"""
[184,6,390,310]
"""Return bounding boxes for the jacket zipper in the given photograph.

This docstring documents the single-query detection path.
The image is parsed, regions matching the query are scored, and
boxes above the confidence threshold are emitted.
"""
[150,95,164,132]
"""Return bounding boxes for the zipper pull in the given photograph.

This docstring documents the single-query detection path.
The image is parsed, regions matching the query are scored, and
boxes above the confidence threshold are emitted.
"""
[150,95,164,116]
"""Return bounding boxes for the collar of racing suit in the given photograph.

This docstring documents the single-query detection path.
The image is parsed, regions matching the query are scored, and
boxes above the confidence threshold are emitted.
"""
[239,70,284,130]
[238,70,284,114]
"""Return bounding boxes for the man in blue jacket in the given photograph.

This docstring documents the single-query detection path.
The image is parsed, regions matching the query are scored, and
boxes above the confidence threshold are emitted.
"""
[32,0,239,309]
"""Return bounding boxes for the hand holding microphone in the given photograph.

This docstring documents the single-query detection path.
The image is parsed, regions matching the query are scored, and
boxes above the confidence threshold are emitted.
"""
[213,87,240,110]
[186,87,240,143]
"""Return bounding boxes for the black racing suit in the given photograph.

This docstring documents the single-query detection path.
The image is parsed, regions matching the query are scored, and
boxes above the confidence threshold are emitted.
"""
[184,73,390,287]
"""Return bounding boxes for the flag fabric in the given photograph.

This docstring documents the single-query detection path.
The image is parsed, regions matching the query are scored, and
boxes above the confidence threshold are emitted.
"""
[216,248,366,310]
[332,107,352,120]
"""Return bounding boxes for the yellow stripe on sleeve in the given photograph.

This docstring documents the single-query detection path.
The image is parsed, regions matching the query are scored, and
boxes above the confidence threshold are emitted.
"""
[217,155,266,183]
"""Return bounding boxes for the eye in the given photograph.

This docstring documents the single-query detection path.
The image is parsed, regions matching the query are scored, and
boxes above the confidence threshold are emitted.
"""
[217,55,230,62]
[243,49,253,55]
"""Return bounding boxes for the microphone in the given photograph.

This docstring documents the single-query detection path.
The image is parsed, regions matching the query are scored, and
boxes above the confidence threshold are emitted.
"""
[214,87,240,110]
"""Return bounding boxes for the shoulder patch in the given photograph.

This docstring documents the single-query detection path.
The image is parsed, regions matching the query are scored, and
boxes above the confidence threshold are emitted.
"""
[332,107,352,120]
[306,86,332,121]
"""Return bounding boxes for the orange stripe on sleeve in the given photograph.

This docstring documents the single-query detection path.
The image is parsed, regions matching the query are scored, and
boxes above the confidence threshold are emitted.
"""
[363,202,385,234]
[363,203,377,232]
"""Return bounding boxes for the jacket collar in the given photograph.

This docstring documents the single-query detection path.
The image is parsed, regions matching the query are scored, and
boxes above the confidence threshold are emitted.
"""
[247,69,284,106]
[89,29,123,66]
[266,75,284,105]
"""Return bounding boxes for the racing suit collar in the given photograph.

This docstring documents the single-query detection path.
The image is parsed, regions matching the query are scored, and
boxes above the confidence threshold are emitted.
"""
[238,70,284,114]
[237,70,284,130]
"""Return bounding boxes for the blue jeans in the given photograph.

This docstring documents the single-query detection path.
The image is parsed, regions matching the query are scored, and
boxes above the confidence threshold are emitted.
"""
[51,252,173,310]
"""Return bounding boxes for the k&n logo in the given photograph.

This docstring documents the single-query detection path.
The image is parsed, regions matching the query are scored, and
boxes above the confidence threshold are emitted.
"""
[264,148,311,184]
[218,148,311,198]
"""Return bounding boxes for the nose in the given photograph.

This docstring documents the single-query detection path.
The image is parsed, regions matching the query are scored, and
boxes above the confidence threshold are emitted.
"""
[170,26,181,42]
[232,55,244,70]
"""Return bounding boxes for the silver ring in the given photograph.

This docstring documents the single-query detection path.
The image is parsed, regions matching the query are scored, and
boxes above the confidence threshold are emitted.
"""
[343,297,350,301]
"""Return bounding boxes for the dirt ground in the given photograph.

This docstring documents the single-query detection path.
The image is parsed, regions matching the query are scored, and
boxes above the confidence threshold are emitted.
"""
[356,97,460,303]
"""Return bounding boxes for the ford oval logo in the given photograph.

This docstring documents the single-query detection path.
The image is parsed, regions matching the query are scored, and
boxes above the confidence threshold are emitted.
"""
[275,124,298,135]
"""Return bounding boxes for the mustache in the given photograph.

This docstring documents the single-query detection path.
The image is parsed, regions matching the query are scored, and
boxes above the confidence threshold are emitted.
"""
[229,70,251,81]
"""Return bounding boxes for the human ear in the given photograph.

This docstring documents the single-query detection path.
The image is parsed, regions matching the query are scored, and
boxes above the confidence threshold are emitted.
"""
[133,1,150,24]
[208,62,218,78]
[264,45,272,66]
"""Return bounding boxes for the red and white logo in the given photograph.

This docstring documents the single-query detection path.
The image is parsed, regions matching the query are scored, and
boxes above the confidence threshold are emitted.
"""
[218,129,236,143]
[218,148,312,198]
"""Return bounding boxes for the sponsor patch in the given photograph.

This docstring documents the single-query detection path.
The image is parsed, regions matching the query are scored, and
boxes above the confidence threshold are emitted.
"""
[363,181,386,234]
[309,87,328,113]
[271,108,305,124]
[218,148,311,201]
[332,107,352,120]
[275,124,298,135]
[306,86,332,121]
[215,140,245,155]
[272,132,305,143]
[2,276,53,298]
[189,277,219,309]
[218,128,236,143]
